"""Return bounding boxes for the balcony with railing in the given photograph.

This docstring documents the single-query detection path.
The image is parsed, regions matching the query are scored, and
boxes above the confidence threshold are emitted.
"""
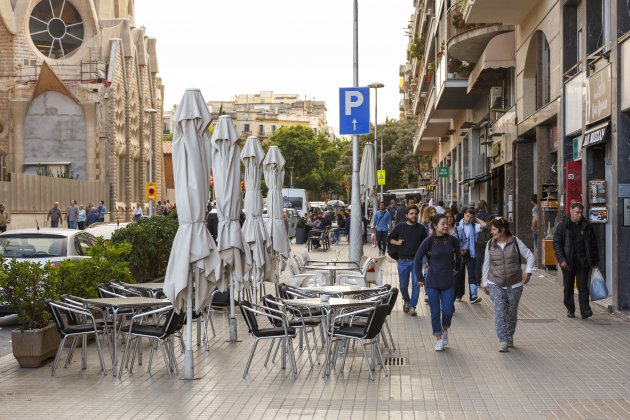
[461,0,539,26]
[446,3,513,64]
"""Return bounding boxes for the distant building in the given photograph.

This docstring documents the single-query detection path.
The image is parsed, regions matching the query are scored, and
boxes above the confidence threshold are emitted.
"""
[163,91,332,139]
[0,0,164,222]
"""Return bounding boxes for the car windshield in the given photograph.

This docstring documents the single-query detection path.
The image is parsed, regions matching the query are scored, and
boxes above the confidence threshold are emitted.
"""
[0,235,66,258]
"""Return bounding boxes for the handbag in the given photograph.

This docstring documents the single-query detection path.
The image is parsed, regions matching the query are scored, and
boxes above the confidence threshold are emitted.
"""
[589,267,608,301]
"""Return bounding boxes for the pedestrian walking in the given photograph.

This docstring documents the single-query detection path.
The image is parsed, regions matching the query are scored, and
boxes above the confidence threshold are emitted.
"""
[531,194,538,261]
[97,200,107,223]
[474,200,492,287]
[66,200,79,229]
[0,203,10,232]
[372,201,392,257]
[482,217,535,352]
[387,205,427,316]
[134,203,143,221]
[394,198,413,226]
[414,213,462,351]
[455,207,487,303]
[47,202,63,228]
[552,202,599,319]
[78,205,86,230]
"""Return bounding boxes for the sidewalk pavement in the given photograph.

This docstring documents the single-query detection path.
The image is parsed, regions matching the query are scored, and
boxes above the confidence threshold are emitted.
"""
[1,241,630,419]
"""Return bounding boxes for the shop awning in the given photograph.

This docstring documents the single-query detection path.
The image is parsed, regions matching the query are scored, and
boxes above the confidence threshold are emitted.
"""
[467,32,515,93]
[473,172,497,184]
[582,121,610,147]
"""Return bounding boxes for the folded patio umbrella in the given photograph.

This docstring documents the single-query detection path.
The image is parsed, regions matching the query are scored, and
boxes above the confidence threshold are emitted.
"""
[263,146,290,282]
[211,115,251,341]
[241,137,273,293]
[164,88,222,378]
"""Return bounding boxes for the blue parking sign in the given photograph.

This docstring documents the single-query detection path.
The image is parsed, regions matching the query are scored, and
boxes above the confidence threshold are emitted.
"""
[339,87,370,135]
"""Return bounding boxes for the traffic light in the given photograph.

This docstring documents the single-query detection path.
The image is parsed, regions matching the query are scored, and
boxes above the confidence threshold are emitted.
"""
[146,182,158,201]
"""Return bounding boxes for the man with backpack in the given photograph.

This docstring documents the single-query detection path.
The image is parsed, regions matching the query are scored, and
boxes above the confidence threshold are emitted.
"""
[387,205,427,316]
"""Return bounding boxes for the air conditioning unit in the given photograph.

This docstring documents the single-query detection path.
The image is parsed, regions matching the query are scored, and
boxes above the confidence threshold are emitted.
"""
[490,86,505,110]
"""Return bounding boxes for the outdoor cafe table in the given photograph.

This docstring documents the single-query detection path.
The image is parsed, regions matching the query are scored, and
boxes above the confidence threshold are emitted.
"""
[281,297,374,378]
[300,285,373,297]
[302,263,362,286]
[81,297,171,377]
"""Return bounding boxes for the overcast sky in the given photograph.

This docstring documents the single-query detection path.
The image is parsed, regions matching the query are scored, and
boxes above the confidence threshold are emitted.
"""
[135,0,414,131]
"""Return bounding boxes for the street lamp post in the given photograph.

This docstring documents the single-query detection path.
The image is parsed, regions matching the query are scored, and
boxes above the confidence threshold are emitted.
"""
[349,0,362,264]
[289,166,294,187]
[368,82,384,203]
[144,108,157,217]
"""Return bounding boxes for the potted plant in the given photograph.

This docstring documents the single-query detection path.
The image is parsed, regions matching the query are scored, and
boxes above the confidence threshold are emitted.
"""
[452,12,466,30]
[457,61,475,78]
[0,258,61,368]
[447,57,463,74]
[436,41,446,61]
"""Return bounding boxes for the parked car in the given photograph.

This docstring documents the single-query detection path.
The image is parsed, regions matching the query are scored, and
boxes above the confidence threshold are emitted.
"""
[0,228,97,266]
[85,222,130,240]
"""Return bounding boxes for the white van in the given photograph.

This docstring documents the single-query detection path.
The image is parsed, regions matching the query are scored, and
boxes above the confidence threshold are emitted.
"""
[282,188,310,218]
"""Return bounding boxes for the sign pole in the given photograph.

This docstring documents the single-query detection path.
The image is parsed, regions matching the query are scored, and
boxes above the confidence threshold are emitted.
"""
[349,0,362,264]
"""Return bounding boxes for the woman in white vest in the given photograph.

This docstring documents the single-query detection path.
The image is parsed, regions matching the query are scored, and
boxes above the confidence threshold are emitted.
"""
[482,217,535,352]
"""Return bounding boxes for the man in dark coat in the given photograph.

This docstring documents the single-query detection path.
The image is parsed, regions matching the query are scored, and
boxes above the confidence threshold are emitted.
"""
[552,202,599,319]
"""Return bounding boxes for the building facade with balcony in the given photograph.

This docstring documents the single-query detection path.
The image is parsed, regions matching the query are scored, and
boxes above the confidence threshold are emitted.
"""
[404,0,630,312]
[0,0,164,221]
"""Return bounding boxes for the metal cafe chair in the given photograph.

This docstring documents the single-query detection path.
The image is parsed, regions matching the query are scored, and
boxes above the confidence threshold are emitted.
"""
[239,300,298,379]
[47,300,108,376]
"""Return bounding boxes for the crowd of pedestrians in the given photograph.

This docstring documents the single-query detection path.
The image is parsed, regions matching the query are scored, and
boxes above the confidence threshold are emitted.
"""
[369,196,599,353]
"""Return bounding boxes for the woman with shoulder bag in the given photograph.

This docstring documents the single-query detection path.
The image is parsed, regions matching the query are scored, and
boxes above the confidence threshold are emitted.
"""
[482,217,535,352]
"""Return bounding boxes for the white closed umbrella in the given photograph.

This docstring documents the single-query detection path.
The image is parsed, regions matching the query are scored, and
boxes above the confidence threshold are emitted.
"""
[164,88,222,379]
[263,146,290,283]
[211,115,251,341]
[241,136,273,301]
[359,144,376,218]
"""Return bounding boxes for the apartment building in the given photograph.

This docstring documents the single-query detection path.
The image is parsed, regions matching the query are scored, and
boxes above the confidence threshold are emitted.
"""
[163,91,331,140]
[403,0,630,311]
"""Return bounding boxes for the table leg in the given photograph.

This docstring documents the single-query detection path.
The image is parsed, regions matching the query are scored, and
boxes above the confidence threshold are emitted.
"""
[112,307,119,377]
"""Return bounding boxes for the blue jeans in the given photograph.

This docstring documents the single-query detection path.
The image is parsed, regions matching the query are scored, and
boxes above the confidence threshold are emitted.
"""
[397,259,419,308]
[464,257,478,299]
[332,229,347,244]
[426,287,454,336]
[67,220,77,229]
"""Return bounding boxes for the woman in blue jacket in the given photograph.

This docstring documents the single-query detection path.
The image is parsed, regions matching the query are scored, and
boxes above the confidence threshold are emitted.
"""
[415,213,462,351]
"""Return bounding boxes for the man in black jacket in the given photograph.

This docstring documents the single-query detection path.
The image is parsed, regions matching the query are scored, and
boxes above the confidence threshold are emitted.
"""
[387,205,427,316]
[552,202,599,319]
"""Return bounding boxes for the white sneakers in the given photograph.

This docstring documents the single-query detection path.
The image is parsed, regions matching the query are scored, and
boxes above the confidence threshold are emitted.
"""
[434,339,445,352]
[498,342,509,352]
[442,329,448,346]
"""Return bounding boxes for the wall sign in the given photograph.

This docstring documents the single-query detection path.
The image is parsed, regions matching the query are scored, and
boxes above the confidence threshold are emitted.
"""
[586,64,612,124]
[582,122,610,147]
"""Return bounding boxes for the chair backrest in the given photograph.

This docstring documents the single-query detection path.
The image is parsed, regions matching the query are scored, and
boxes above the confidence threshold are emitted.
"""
[301,252,311,263]
[239,300,259,334]
[359,257,374,275]
[286,258,300,275]
[363,304,390,340]
[48,300,68,334]
[278,283,290,300]
[164,308,186,336]
[337,275,367,287]
[293,254,307,271]
[263,295,283,328]
[386,288,399,315]
[211,289,233,308]
[98,283,124,298]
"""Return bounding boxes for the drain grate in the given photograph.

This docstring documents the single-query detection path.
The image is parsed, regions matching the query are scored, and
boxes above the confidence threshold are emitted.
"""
[384,357,407,366]
[518,318,558,323]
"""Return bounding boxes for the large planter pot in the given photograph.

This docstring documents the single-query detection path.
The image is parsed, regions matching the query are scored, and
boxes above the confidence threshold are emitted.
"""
[11,323,61,368]
[295,227,307,244]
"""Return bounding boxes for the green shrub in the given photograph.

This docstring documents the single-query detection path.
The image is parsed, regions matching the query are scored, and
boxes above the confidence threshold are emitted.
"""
[51,239,134,299]
[0,257,59,331]
[110,216,179,282]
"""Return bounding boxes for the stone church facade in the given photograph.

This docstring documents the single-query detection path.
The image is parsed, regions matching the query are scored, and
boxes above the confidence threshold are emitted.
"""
[0,0,163,220]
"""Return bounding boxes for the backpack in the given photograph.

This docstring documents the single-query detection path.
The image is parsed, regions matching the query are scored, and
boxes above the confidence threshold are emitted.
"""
[386,224,405,261]
[476,226,492,249]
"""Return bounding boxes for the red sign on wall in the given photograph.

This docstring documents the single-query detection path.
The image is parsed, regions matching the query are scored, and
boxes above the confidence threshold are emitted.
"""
[565,161,582,215]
